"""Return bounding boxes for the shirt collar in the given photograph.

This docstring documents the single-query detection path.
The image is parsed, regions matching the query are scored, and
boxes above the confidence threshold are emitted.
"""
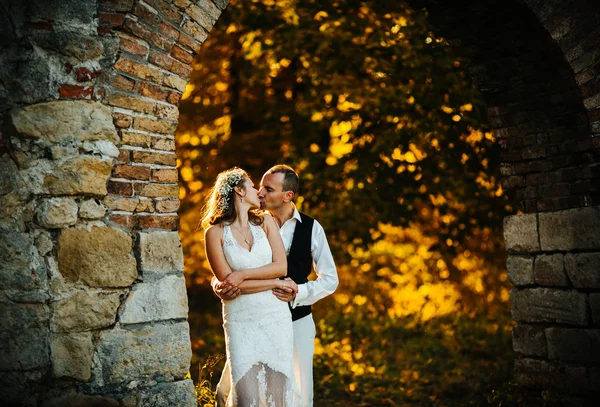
[291,204,302,223]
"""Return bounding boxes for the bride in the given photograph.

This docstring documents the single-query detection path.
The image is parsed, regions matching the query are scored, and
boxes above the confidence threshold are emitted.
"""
[201,167,302,407]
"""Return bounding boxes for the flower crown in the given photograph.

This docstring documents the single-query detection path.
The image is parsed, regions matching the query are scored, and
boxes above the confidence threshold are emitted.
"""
[215,168,246,212]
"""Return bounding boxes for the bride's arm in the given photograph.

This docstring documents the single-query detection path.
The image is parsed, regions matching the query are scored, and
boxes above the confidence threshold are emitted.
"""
[237,278,297,295]
[222,215,287,286]
[205,225,234,282]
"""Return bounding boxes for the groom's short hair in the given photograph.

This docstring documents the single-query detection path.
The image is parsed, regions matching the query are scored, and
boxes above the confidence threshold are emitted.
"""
[266,165,299,194]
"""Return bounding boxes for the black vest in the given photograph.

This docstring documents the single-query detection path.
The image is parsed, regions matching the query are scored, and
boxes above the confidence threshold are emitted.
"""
[287,212,314,321]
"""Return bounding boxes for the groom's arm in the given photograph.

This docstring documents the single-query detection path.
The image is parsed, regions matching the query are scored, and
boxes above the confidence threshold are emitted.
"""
[274,220,338,306]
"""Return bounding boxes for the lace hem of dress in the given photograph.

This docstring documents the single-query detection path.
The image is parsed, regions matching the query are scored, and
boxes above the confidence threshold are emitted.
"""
[228,362,301,407]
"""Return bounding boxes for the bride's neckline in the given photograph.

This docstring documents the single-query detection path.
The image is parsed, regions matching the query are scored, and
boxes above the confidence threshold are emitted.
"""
[226,222,256,252]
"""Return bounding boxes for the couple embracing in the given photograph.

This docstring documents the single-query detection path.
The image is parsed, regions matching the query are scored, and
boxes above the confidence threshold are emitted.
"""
[201,165,339,407]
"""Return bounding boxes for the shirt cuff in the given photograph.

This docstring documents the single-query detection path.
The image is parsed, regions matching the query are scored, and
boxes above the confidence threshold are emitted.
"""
[292,284,308,308]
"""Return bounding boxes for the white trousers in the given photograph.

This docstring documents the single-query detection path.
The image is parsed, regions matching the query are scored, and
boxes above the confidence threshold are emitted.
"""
[216,314,316,407]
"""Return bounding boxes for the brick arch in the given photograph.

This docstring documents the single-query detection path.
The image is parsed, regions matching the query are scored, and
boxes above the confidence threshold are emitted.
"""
[405,0,600,399]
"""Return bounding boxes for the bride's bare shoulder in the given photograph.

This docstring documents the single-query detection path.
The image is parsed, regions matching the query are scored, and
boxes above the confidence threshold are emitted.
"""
[204,223,224,239]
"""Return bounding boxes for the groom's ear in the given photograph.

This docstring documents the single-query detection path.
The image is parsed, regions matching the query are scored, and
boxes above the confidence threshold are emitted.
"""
[283,191,294,203]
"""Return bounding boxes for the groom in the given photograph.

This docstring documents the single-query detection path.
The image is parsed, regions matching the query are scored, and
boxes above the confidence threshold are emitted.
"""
[213,164,339,407]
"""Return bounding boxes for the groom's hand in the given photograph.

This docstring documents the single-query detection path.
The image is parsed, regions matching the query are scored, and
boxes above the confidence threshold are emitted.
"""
[272,278,297,302]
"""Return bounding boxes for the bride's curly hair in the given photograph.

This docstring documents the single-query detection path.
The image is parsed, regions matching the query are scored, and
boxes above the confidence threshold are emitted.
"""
[199,167,263,230]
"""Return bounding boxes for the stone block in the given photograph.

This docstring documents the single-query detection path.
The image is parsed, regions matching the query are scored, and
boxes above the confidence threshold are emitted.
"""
[514,358,589,394]
[95,322,191,385]
[590,293,600,325]
[120,275,188,324]
[534,254,568,287]
[503,214,540,252]
[58,226,138,287]
[51,332,94,381]
[512,324,547,357]
[41,156,113,196]
[564,253,600,288]
[0,303,49,370]
[511,288,587,325]
[36,197,78,228]
[539,207,600,251]
[137,379,196,407]
[546,328,600,363]
[506,255,534,287]
[138,231,184,273]
[0,370,43,406]
[9,101,118,144]
[42,394,120,407]
[51,290,121,332]
[0,230,46,290]
[79,199,107,220]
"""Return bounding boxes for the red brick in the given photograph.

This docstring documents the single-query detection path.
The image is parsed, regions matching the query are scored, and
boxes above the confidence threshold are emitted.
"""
[149,49,174,70]
[170,44,193,64]
[167,91,182,105]
[151,137,176,151]
[108,214,137,228]
[144,0,183,24]
[155,199,180,213]
[152,168,178,182]
[118,148,131,162]
[104,196,140,212]
[114,55,163,83]
[105,91,156,114]
[100,0,134,12]
[99,11,126,33]
[149,32,175,53]
[107,180,133,196]
[121,131,152,148]
[132,117,178,134]
[159,20,180,40]
[137,214,178,230]
[114,112,133,128]
[119,35,149,58]
[139,82,169,101]
[133,151,177,166]
[123,17,154,45]
[134,182,179,197]
[113,164,151,180]
[111,73,136,92]
[178,31,202,54]
[59,84,93,99]
[134,2,160,26]
[197,0,222,20]
[75,67,102,82]
[187,4,213,31]
[171,59,192,78]
[181,19,208,43]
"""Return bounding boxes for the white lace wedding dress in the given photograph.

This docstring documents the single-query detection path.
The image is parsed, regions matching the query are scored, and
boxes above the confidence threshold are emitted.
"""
[221,222,301,407]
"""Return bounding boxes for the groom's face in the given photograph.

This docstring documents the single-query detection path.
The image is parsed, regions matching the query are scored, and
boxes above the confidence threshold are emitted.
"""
[258,173,286,210]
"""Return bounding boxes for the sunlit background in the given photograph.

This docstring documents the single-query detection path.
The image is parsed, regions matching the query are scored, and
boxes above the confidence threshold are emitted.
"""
[176,1,526,405]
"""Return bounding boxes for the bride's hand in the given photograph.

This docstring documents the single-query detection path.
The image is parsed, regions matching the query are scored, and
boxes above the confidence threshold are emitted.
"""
[278,278,298,293]
[223,271,246,287]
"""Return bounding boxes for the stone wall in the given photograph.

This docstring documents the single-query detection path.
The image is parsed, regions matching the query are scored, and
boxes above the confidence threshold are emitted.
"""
[0,0,227,405]
[406,0,600,400]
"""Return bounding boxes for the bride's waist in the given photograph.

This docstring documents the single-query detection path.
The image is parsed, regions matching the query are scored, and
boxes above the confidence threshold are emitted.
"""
[223,291,289,315]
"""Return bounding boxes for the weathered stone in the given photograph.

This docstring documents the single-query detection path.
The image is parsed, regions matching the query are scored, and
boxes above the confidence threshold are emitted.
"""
[83,140,120,158]
[539,207,600,251]
[43,156,113,196]
[514,358,589,394]
[104,195,140,212]
[534,254,568,287]
[506,255,534,287]
[51,290,121,332]
[0,370,43,406]
[511,288,587,325]
[138,231,184,273]
[51,332,94,381]
[512,324,547,357]
[95,322,191,385]
[0,303,49,370]
[503,213,540,252]
[137,379,196,407]
[0,230,46,290]
[155,199,180,213]
[564,253,600,288]
[546,328,600,363]
[79,198,107,220]
[58,226,137,287]
[120,275,188,324]
[9,101,118,144]
[590,293,600,325]
[36,197,78,228]
[134,182,178,198]
[0,155,30,228]
[42,394,120,407]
